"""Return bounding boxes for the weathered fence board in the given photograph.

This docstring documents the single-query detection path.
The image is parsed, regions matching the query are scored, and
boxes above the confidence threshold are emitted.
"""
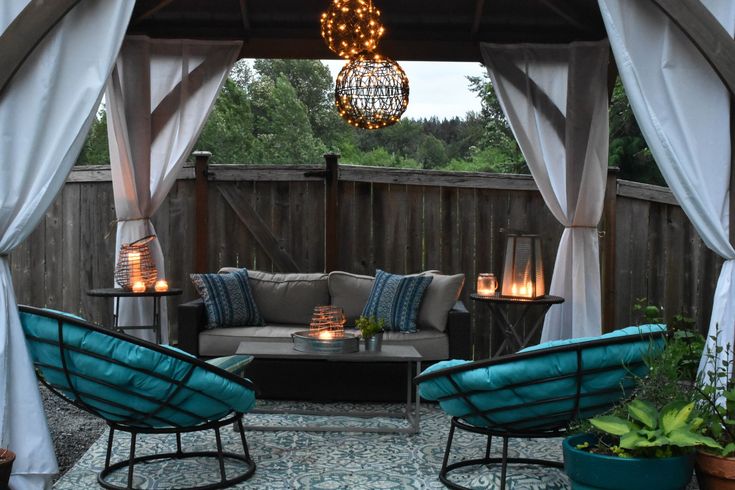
[8,163,723,359]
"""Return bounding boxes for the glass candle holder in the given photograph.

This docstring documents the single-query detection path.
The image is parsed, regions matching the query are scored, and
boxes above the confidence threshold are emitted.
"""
[477,273,498,296]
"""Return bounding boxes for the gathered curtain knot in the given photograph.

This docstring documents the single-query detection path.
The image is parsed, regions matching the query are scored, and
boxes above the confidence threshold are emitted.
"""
[567,225,598,229]
[105,217,152,239]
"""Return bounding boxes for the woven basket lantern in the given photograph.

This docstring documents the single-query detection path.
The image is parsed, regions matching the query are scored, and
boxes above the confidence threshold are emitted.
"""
[309,306,346,338]
[114,235,158,291]
[335,51,409,130]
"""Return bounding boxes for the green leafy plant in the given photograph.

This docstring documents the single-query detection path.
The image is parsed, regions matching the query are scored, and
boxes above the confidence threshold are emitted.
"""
[587,399,720,458]
[694,328,735,457]
[355,316,385,339]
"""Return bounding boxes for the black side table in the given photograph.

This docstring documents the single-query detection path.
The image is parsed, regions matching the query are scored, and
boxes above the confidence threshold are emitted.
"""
[470,294,564,356]
[87,288,183,343]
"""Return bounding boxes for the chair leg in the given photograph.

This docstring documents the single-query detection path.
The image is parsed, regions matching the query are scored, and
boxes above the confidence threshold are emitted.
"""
[484,434,492,460]
[214,426,227,482]
[127,432,137,490]
[237,416,251,461]
[104,427,115,470]
[441,419,457,474]
[175,432,183,457]
[500,436,509,490]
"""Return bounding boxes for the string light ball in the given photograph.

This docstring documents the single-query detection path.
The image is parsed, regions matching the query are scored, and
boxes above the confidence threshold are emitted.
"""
[320,0,385,59]
[335,51,409,130]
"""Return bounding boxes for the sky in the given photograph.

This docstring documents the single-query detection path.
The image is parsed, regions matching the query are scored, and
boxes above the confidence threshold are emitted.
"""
[324,60,485,120]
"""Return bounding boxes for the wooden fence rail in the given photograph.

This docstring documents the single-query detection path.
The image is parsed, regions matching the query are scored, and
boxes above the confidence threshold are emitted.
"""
[9,158,722,358]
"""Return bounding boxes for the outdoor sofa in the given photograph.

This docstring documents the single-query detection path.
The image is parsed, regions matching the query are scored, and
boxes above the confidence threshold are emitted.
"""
[179,269,470,400]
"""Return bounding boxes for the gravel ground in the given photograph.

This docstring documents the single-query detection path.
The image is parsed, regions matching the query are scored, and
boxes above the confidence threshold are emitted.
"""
[39,383,106,482]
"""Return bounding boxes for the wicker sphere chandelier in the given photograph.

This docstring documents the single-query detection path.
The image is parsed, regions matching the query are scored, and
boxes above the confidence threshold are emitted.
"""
[320,0,385,59]
[335,51,409,130]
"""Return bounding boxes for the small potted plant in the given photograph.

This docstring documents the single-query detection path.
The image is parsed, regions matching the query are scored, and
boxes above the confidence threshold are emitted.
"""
[692,331,735,489]
[563,399,720,490]
[0,447,15,490]
[355,316,385,352]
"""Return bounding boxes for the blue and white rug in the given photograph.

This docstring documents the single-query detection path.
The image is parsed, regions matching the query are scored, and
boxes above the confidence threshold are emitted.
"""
[53,401,697,489]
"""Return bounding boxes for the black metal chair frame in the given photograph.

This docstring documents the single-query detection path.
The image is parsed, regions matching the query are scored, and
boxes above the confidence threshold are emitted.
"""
[414,330,666,490]
[19,305,257,490]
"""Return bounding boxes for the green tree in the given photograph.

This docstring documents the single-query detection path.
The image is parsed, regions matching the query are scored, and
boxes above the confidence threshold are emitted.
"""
[76,104,109,165]
[195,79,257,163]
[416,134,448,169]
[249,75,326,164]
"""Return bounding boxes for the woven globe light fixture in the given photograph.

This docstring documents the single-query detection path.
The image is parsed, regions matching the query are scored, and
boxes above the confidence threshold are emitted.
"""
[320,0,385,59]
[335,51,409,130]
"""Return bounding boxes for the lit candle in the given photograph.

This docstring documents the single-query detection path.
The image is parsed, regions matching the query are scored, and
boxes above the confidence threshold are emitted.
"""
[128,250,141,284]
[476,273,498,296]
[154,279,169,292]
[511,283,518,296]
[132,281,146,293]
[318,330,334,340]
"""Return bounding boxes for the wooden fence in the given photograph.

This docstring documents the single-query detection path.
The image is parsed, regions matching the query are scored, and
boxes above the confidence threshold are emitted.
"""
[9,159,722,358]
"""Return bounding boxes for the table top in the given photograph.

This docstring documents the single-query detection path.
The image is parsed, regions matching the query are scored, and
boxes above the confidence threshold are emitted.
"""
[470,293,564,305]
[86,287,183,298]
[236,341,423,362]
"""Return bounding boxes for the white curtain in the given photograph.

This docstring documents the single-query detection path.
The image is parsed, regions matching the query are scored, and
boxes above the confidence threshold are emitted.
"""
[107,37,242,344]
[0,2,133,488]
[481,42,610,341]
[598,1,735,379]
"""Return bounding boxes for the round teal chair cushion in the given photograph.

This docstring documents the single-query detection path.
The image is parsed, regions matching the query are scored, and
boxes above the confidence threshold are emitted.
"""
[20,308,256,429]
[418,325,665,430]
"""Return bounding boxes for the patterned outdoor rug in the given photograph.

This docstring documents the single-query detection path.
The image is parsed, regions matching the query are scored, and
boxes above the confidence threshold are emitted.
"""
[53,401,697,489]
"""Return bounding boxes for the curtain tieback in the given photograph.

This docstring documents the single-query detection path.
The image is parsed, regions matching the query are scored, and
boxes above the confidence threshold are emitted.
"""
[567,225,597,229]
[105,217,151,239]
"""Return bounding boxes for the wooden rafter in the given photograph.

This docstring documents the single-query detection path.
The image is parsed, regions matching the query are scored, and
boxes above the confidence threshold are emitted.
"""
[239,0,250,35]
[538,0,593,34]
[0,0,82,99]
[134,0,176,25]
[471,0,485,36]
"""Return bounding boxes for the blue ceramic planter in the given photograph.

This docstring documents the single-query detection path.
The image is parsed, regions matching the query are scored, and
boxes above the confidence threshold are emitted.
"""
[563,433,695,490]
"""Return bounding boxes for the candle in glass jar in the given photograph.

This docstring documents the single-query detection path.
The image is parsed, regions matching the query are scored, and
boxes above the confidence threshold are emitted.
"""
[128,250,142,284]
[132,281,146,293]
[154,279,169,292]
[476,273,498,296]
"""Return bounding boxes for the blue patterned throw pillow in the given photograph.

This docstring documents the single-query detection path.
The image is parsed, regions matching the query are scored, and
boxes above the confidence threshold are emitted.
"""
[191,269,263,328]
[362,270,433,333]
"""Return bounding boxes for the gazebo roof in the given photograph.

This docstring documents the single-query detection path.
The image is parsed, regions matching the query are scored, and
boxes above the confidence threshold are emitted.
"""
[129,0,606,61]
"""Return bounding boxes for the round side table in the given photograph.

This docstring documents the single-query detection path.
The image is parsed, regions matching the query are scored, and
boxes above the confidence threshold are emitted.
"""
[87,288,182,343]
[470,294,564,356]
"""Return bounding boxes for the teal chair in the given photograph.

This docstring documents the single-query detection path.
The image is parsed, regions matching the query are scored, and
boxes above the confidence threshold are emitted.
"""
[415,325,666,490]
[19,305,257,490]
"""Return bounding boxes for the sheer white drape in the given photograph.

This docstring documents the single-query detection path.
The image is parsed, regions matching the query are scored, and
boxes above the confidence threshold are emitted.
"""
[599,0,735,379]
[0,2,133,488]
[481,42,610,341]
[107,37,241,343]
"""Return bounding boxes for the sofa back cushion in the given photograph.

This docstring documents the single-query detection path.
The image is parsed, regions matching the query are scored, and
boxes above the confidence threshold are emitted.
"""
[220,268,329,325]
[329,270,464,331]
[328,271,375,325]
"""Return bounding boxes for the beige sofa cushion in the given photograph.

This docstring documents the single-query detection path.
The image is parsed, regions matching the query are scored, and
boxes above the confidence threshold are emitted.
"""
[199,325,449,360]
[219,269,329,325]
[417,272,465,332]
[328,271,374,324]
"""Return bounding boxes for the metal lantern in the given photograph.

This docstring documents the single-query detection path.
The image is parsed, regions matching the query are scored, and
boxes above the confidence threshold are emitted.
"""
[309,305,346,339]
[501,234,545,299]
[335,51,409,130]
[114,235,158,291]
[320,0,385,59]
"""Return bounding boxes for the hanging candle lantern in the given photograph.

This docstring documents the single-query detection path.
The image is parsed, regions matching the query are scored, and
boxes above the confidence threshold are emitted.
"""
[335,51,409,130]
[320,0,385,59]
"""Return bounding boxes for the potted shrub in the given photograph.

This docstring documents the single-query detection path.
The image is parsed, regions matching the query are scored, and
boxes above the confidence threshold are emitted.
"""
[564,399,720,490]
[355,316,385,352]
[692,332,735,489]
[0,447,15,490]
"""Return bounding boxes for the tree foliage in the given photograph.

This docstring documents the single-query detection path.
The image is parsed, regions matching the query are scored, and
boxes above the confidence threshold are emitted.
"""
[74,59,662,186]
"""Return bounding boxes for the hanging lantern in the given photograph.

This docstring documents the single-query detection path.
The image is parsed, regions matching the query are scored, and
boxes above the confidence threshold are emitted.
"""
[501,234,545,299]
[320,0,385,59]
[335,51,409,130]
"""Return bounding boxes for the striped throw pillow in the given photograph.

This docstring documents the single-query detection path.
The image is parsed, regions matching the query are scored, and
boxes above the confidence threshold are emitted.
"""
[362,270,433,333]
[191,269,263,328]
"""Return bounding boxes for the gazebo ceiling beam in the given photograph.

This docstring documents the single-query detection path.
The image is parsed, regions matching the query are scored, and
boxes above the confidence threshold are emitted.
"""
[133,0,177,25]
[0,0,82,99]
[239,0,250,36]
[471,0,486,36]
[537,0,595,34]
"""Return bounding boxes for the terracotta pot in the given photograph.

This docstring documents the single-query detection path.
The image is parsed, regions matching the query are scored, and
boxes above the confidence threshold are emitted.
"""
[696,450,735,490]
[0,449,15,490]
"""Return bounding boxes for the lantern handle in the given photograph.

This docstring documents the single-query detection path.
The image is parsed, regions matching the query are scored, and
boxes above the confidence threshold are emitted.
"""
[130,235,156,247]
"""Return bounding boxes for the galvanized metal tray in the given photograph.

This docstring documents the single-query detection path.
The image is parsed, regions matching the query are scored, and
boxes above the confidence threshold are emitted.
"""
[291,331,359,354]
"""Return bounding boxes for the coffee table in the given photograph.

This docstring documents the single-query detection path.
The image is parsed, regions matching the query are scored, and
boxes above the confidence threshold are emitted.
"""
[235,341,423,434]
